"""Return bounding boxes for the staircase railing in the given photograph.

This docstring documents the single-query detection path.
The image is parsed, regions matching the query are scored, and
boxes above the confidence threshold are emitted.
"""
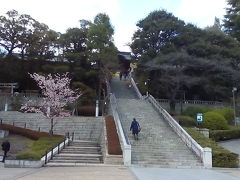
[105,78,131,165]
[129,72,143,99]
[109,93,131,165]
[147,94,212,168]
[43,134,72,164]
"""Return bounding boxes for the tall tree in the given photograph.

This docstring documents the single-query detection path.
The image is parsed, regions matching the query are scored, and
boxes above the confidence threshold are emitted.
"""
[132,9,240,111]
[142,52,240,111]
[87,13,118,99]
[0,10,24,55]
[26,22,59,59]
[0,10,59,59]
[59,27,88,65]
[87,13,117,65]
[130,10,185,62]
[224,0,240,41]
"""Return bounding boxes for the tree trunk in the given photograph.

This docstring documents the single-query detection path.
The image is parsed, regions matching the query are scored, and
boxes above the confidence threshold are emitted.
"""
[49,118,53,135]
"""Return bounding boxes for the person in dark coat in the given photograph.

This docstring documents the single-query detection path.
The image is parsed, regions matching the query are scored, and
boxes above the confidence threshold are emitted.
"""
[1,140,10,163]
[130,118,141,140]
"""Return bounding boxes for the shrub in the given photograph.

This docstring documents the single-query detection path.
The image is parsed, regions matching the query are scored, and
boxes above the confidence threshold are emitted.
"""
[213,108,234,125]
[182,106,212,118]
[54,65,69,73]
[72,82,96,105]
[105,115,122,155]
[210,127,240,141]
[202,112,229,130]
[185,128,239,168]
[41,64,55,73]
[76,105,103,116]
[175,115,196,127]
[76,106,96,116]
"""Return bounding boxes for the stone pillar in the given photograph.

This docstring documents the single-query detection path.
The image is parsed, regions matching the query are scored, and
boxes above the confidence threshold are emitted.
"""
[203,147,212,168]
[95,100,99,117]
[123,145,131,166]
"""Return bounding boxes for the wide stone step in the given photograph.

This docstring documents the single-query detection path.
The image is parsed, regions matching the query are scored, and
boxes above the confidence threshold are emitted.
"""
[55,153,102,157]
[132,155,200,161]
[64,146,101,149]
[132,149,195,154]
[71,141,99,146]
[61,149,100,154]
[49,159,102,164]
[115,97,203,168]
[45,162,104,167]
[131,161,203,168]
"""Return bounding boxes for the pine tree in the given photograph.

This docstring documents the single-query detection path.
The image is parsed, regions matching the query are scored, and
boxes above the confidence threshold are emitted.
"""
[223,0,240,41]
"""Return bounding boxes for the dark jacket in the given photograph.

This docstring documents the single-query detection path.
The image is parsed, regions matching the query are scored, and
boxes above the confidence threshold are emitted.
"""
[130,120,140,134]
[1,140,10,152]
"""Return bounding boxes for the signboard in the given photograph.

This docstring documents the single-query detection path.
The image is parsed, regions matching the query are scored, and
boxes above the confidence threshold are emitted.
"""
[196,113,203,123]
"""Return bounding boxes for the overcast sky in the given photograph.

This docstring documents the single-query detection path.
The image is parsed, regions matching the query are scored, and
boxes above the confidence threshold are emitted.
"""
[0,0,228,51]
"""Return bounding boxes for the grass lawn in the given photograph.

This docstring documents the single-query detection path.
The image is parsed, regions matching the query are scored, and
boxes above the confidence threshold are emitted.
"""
[1,133,65,160]
[0,133,34,157]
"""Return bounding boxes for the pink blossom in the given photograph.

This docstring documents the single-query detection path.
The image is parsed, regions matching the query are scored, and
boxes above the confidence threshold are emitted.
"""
[21,72,82,133]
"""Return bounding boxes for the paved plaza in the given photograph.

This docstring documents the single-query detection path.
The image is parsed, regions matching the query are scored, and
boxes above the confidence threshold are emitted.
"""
[1,163,240,180]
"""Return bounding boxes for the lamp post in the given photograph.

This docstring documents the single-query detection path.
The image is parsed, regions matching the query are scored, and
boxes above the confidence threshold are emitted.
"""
[232,87,237,126]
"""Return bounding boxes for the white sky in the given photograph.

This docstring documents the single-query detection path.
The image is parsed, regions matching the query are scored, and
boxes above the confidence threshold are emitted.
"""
[0,0,228,52]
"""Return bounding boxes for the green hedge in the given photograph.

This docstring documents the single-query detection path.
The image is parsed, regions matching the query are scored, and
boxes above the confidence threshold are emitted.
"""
[182,106,212,118]
[212,108,234,125]
[202,112,229,130]
[175,115,196,127]
[185,128,239,168]
[76,106,102,116]
[0,124,56,140]
[210,127,240,141]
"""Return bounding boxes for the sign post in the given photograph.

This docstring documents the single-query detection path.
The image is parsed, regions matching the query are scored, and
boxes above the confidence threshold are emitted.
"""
[196,113,203,126]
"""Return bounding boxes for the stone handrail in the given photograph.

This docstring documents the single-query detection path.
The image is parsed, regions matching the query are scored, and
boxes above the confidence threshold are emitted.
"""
[109,93,131,165]
[130,77,143,99]
[147,94,212,168]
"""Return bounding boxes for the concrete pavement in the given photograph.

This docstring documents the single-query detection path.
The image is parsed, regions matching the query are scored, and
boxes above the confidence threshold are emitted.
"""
[2,162,240,180]
[218,139,240,155]
[130,167,240,180]
[0,164,134,180]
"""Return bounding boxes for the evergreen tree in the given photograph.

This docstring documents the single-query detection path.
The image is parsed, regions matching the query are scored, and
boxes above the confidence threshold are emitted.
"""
[224,0,240,41]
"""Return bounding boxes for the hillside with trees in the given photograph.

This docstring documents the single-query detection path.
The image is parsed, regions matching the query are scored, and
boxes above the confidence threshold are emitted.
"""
[0,10,118,106]
[130,8,240,112]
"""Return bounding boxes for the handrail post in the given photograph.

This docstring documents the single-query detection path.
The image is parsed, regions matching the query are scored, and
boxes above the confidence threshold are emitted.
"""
[45,151,48,164]
[51,148,53,160]
[67,132,69,139]
[57,143,60,154]
[72,132,74,141]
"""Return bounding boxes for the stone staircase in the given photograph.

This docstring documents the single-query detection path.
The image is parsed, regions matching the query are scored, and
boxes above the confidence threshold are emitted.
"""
[0,111,103,141]
[116,97,203,168]
[46,140,103,167]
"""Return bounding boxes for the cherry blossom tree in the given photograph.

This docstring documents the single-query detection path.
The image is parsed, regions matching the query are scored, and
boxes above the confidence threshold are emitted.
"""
[21,72,81,134]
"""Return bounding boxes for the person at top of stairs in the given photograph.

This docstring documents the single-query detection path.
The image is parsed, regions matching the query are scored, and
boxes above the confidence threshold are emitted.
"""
[130,118,141,140]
